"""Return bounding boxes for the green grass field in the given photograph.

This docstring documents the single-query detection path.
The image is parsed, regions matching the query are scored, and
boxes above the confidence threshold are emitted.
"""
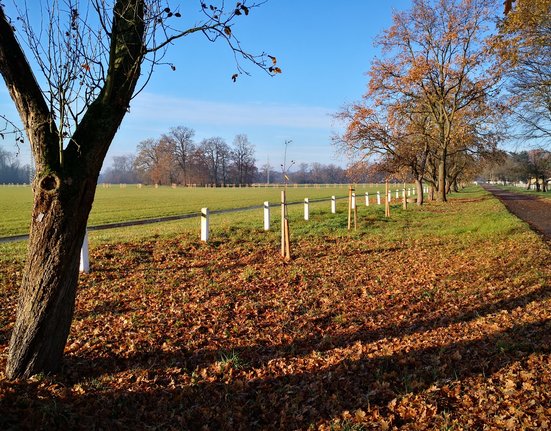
[0,183,400,238]
[0,185,522,264]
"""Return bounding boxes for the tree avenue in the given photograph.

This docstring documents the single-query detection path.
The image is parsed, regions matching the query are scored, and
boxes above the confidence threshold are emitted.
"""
[0,0,277,379]
[335,0,504,202]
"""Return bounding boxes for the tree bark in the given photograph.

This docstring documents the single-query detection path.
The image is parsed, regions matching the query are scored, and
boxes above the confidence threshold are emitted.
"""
[437,156,447,202]
[415,177,424,205]
[6,174,96,377]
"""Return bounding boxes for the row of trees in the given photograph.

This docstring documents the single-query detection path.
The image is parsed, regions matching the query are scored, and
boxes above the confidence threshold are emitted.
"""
[486,149,551,191]
[335,0,550,204]
[102,129,352,185]
[111,127,258,186]
[0,146,32,183]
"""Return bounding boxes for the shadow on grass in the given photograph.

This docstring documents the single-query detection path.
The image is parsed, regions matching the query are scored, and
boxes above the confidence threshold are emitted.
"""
[60,282,549,378]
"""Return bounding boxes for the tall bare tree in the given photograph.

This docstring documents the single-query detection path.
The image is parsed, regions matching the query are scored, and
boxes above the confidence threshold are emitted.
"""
[231,133,255,185]
[0,0,278,379]
[162,126,196,185]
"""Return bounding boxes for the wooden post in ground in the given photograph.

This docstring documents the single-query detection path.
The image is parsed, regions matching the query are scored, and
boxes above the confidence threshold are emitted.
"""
[348,186,357,230]
[264,201,270,231]
[201,208,209,242]
[281,191,291,260]
[79,230,90,274]
[385,181,391,217]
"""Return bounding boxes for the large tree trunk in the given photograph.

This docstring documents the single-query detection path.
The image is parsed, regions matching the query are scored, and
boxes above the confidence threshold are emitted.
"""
[437,156,447,202]
[6,173,97,378]
[415,177,424,205]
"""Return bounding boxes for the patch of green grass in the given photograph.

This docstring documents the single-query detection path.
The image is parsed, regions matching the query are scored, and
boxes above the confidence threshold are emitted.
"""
[494,184,551,200]
[0,185,538,266]
[0,184,392,237]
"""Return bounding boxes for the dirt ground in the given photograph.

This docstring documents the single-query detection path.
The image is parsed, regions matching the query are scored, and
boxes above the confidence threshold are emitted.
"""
[482,184,551,242]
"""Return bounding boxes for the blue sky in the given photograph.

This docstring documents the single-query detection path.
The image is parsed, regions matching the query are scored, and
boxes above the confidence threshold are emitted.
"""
[1,0,412,170]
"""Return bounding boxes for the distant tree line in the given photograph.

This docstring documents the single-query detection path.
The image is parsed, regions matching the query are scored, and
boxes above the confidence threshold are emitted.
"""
[484,149,551,191]
[101,126,355,185]
[103,127,257,186]
[0,146,32,183]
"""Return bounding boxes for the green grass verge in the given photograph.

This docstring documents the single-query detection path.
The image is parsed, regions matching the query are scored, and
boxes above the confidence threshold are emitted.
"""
[0,185,537,267]
[0,184,397,237]
[493,184,551,200]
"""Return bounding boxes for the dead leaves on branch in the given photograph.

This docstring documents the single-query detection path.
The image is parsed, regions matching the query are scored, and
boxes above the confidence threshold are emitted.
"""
[0,208,550,429]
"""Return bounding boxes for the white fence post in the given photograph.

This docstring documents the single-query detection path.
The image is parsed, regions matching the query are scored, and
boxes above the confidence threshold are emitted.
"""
[331,196,336,214]
[365,192,369,206]
[201,207,209,242]
[388,190,392,202]
[264,201,270,231]
[377,191,381,205]
[79,230,90,274]
[351,192,356,210]
[408,188,411,197]
[304,198,309,221]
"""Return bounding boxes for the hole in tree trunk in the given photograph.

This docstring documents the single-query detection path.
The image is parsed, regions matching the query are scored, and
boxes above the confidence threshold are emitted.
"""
[40,174,60,192]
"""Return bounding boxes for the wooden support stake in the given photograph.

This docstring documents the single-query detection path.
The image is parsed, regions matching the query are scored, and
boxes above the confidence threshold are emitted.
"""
[347,186,352,229]
[385,181,391,217]
[281,191,291,260]
[281,191,286,257]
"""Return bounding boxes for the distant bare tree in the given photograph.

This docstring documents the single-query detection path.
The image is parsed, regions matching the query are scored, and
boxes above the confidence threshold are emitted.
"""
[231,134,256,184]
[163,126,195,185]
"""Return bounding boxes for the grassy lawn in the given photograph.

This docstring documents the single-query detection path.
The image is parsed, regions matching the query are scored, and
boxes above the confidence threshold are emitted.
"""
[493,183,551,200]
[0,184,397,237]
[0,186,549,429]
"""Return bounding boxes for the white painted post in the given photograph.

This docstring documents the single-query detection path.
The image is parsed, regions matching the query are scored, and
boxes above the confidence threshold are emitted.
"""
[402,188,406,198]
[408,188,411,197]
[79,230,90,274]
[351,192,356,209]
[331,196,336,214]
[201,207,209,242]
[377,191,381,205]
[304,198,309,221]
[264,201,270,231]
[388,190,392,202]
[395,189,399,199]
[365,192,369,206]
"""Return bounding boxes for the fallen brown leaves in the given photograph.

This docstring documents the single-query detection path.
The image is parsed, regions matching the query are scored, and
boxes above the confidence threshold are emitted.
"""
[0,218,550,430]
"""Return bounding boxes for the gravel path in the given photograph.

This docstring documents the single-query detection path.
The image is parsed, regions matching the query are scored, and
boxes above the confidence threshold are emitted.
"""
[482,184,551,242]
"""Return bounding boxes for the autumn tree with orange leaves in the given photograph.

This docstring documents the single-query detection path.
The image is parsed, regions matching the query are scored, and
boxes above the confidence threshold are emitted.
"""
[337,0,503,202]
[495,0,551,144]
